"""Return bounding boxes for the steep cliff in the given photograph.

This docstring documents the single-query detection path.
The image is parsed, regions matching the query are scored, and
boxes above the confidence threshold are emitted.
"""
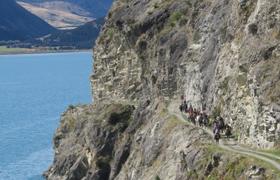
[92,0,280,148]
[45,0,280,179]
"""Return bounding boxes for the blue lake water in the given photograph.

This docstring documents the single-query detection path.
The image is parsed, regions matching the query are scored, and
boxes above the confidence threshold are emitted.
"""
[0,52,92,180]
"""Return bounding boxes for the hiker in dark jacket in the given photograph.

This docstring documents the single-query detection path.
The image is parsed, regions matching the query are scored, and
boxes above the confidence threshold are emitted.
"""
[218,117,225,133]
[203,113,209,127]
[198,113,203,127]
[189,104,193,114]
[225,124,232,138]
[189,112,196,125]
[182,101,187,113]
[179,104,183,112]
[185,103,188,113]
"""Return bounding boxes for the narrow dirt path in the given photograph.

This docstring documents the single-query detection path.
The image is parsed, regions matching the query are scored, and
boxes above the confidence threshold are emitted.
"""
[167,100,280,171]
[232,145,280,161]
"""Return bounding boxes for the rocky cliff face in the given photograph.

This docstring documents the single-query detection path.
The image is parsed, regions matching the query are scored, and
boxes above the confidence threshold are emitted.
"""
[45,103,279,180]
[45,0,280,179]
[92,0,280,148]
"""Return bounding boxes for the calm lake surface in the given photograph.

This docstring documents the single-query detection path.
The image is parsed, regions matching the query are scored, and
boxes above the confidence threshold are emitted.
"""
[0,52,92,180]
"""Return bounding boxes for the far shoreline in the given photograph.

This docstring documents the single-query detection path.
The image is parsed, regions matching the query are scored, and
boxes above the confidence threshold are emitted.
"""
[0,49,92,56]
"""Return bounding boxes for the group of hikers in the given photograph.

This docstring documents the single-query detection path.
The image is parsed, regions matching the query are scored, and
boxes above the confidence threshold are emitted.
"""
[179,100,209,127]
[179,98,232,143]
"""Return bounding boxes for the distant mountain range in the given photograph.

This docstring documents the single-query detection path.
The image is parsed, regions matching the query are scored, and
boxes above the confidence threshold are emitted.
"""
[17,1,93,29]
[0,0,55,41]
[0,0,113,49]
[19,0,113,18]
[18,0,113,29]
[29,18,105,49]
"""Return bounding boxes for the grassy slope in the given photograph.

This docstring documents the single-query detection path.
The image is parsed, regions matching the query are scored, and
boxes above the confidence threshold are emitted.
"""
[0,46,91,55]
[201,145,280,180]
[0,46,33,54]
[17,1,93,29]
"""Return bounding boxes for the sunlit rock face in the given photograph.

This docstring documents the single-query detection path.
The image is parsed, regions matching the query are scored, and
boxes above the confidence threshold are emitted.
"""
[45,0,280,180]
[92,0,280,148]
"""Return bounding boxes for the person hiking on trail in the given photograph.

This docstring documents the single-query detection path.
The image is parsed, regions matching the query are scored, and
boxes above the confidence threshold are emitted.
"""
[194,108,197,115]
[213,120,219,134]
[193,110,198,123]
[217,116,225,133]
[179,104,183,112]
[189,104,193,114]
[195,113,200,125]
[225,124,232,138]
[202,113,209,127]
[183,100,188,113]
[190,113,196,125]
[185,103,188,113]
[214,129,221,143]
[198,113,203,127]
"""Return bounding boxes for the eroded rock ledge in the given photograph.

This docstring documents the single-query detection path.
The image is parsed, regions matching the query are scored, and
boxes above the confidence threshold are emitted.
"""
[45,101,279,179]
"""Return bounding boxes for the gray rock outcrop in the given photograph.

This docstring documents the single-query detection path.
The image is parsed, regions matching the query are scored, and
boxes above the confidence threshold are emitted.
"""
[92,0,280,148]
[45,0,280,179]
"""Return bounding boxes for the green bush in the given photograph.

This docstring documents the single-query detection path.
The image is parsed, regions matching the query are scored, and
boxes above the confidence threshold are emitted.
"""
[107,28,114,40]
[68,104,75,110]
[169,11,183,27]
